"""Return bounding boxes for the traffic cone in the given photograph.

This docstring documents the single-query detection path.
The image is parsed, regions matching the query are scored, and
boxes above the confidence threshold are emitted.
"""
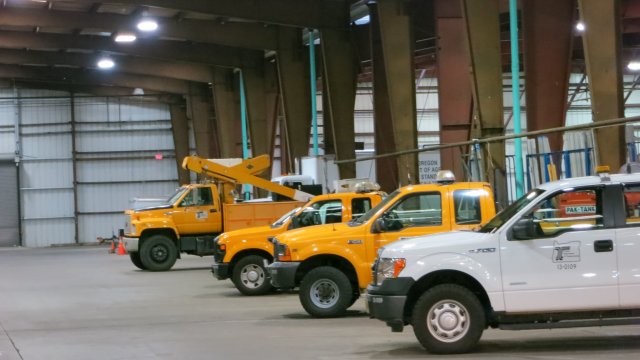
[117,237,127,255]
[109,240,116,254]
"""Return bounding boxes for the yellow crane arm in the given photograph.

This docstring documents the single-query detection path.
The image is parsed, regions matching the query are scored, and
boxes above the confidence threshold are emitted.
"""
[182,155,315,202]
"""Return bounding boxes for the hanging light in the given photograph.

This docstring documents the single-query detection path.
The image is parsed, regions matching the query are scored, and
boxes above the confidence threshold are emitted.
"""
[114,32,137,43]
[97,58,115,69]
[628,61,640,71]
[576,21,585,32]
[137,19,158,32]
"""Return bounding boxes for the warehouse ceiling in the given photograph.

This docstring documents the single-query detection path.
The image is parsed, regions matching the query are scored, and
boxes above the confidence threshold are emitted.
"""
[0,0,640,97]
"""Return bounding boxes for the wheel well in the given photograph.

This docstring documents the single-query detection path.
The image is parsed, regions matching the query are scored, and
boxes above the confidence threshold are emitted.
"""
[404,270,493,322]
[295,255,358,289]
[229,249,273,272]
[140,229,177,246]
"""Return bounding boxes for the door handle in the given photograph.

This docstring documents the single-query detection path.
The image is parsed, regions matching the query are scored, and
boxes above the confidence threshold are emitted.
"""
[594,240,613,253]
[210,209,217,213]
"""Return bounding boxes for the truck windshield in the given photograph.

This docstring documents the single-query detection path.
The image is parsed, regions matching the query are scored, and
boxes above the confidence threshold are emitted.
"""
[270,207,301,228]
[348,190,400,226]
[166,187,189,205]
[478,189,544,233]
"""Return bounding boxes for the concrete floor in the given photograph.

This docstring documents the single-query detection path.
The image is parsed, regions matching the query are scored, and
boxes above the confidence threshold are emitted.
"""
[0,247,639,360]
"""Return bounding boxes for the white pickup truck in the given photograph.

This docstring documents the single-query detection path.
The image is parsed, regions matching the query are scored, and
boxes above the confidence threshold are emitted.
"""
[367,168,640,354]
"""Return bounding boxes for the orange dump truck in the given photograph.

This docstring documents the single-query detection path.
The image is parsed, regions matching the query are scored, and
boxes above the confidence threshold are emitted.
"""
[123,155,316,271]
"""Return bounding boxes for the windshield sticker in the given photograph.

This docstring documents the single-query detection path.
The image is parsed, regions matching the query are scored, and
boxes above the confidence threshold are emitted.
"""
[553,241,580,263]
[196,211,208,220]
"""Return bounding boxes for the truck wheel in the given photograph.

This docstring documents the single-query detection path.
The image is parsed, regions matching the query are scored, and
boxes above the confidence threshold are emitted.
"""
[299,266,352,318]
[139,235,178,271]
[411,284,485,354]
[232,255,273,296]
[129,252,146,270]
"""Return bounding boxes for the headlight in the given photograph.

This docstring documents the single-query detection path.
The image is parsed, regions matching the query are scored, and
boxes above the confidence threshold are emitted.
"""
[374,257,406,286]
[273,239,291,261]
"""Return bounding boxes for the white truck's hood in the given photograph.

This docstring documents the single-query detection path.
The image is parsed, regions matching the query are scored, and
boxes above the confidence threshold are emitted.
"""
[380,230,495,258]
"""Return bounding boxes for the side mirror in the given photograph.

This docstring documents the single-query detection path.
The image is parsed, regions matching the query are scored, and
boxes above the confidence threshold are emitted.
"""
[511,218,536,240]
[372,218,386,233]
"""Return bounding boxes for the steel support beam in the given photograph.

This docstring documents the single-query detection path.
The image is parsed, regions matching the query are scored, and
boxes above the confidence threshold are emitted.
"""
[276,27,311,165]
[10,80,171,98]
[321,87,336,155]
[579,0,626,169]
[370,3,399,191]
[435,0,472,180]
[320,28,357,179]
[212,68,242,158]
[0,64,191,94]
[462,0,507,205]
[264,59,280,161]
[0,48,213,83]
[114,0,347,28]
[170,102,191,185]
[0,31,262,68]
[244,65,269,158]
[189,83,216,158]
[373,0,418,186]
[523,0,575,153]
[0,7,278,50]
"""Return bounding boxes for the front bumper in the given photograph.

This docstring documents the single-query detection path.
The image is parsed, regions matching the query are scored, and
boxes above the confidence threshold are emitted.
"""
[122,237,139,252]
[211,261,230,280]
[267,261,301,289]
[366,277,415,332]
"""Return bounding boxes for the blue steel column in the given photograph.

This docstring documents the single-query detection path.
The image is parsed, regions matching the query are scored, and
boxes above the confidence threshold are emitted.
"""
[578,0,625,169]
[308,29,319,156]
[509,0,523,198]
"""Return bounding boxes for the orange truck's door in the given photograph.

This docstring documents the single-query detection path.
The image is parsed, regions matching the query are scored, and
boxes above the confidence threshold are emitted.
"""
[173,186,222,235]
[370,190,450,255]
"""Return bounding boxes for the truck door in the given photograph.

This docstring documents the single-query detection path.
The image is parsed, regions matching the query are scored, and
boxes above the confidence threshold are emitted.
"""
[173,186,222,235]
[500,186,619,312]
[370,191,449,253]
[616,183,640,307]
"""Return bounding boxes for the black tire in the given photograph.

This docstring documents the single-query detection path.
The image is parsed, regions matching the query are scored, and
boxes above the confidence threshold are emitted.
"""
[129,251,146,270]
[232,255,273,296]
[299,266,352,318]
[411,284,485,354]
[139,234,178,271]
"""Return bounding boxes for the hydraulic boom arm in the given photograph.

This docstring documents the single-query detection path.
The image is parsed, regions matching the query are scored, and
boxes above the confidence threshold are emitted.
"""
[182,155,315,202]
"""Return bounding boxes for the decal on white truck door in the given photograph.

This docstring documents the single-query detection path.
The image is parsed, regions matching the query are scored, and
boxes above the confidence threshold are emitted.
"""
[553,241,580,263]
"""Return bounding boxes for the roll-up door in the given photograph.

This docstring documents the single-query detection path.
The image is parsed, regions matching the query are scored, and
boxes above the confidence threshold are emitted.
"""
[0,161,19,247]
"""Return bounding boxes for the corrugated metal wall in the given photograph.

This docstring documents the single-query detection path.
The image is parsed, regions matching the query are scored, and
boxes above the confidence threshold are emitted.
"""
[74,97,178,243]
[0,89,180,247]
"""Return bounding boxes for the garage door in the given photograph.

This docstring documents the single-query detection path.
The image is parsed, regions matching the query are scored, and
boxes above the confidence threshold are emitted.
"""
[0,161,19,247]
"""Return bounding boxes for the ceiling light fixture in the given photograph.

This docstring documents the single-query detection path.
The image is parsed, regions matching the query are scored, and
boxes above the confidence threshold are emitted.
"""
[576,21,585,32]
[115,33,137,43]
[137,19,158,32]
[628,61,640,71]
[97,58,115,69]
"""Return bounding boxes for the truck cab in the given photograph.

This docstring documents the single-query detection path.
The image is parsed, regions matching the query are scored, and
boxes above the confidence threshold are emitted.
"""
[366,167,640,354]
[267,172,496,318]
[212,189,385,295]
